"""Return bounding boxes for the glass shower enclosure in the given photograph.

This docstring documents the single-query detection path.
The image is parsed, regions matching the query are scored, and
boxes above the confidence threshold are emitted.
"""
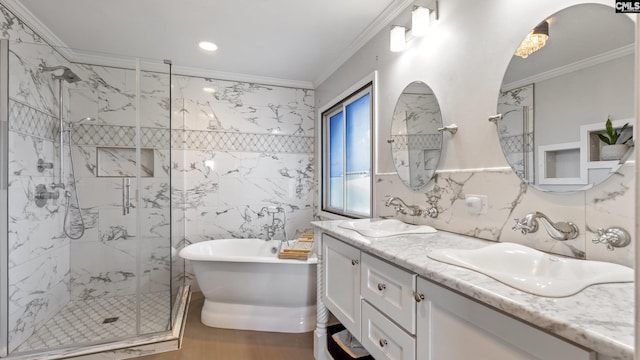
[0,35,184,358]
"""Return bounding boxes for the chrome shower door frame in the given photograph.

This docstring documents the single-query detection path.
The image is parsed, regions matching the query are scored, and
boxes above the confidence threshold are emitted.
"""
[0,38,10,358]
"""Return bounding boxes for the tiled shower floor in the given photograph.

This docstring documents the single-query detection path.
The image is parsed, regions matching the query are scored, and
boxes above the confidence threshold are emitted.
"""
[15,292,172,353]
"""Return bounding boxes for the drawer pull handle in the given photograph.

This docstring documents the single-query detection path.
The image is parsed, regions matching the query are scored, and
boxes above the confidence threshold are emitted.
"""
[377,283,386,291]
[414,291,425,302]
[351,259,359,266]
[379,338,388,347]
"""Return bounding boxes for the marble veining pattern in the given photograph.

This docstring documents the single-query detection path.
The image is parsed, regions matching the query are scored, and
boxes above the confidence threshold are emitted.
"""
[377,160,634,266]
[313,220,633,359]
[2,4,180,355]
[4,8,72,350]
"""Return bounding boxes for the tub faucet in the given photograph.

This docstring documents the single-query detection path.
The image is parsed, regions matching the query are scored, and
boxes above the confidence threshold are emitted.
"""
[512,211,579,241]
[258,206,289,245]
[385,197,423,216]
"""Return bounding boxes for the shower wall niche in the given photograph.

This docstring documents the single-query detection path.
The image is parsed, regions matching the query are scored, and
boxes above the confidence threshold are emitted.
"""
[96,147,155,177]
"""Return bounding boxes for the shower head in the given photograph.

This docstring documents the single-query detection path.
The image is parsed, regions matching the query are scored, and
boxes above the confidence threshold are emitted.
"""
[63,117,97,132]
[38,64,81,83]
[77,117,96,124]
[54,68,81,83]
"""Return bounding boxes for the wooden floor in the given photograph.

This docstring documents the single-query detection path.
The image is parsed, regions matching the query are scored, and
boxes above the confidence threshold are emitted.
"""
[139,292,315,360]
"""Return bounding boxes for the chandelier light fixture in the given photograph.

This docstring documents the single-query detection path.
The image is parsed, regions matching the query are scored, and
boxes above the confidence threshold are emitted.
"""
[515,21,549,59]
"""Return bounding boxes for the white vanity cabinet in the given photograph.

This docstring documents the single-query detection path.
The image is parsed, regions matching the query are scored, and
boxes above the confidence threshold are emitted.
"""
[361,253,416,334]
[415,277,595,360]
[318,232,600,360]
[360,253,417,360]
[322,234,362,339]
[361,301,416,360]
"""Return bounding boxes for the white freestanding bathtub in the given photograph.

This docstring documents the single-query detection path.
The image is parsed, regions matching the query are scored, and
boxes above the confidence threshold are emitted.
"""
[179,238,317,333]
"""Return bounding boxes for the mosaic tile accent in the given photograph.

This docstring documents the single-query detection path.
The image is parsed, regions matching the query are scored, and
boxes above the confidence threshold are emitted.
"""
[70,124,172,149]
[64,125,313,154]
[14,292,171,353]
[9,99,58,140]
[391,134,441,151]
[183,129,314,153]
[499,132,533,154]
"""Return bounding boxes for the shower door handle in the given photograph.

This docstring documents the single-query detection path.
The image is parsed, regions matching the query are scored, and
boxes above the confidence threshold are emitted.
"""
[122,178,127,215]
[126,178,132,214]
[122,178,132,215]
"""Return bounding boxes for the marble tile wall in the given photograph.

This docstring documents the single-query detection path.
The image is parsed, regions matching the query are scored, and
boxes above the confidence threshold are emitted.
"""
[170,76,316,289]
[1,0,317,352]
[2,6,72,352]
[64,63,175,301]
[376,162,635,267]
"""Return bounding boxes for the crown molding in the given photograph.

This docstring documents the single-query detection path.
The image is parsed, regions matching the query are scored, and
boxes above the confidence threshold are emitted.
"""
[503,44,634,91]
[2,0,413,90]
[0,0,75,60]
[70,51,314,89]
[170,65,314,89]
[312,0,414,88]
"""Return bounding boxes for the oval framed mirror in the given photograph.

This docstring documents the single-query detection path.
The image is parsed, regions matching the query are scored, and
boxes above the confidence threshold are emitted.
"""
[496,3,635,192]
[391,81,443,190]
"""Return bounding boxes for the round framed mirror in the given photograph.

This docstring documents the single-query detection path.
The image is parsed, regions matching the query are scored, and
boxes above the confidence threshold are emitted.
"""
[391,81,443,190]
[496,4,635,192]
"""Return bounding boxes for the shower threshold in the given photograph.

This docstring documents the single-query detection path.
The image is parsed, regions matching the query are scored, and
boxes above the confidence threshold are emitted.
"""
[6,286,190,360]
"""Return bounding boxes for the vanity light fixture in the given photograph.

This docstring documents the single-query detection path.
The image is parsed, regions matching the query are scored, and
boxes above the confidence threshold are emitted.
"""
[390,1,438,52]
[199,41,218,52]
[411,6,431,37]
[515,21,549,59]
[390,25,407,52]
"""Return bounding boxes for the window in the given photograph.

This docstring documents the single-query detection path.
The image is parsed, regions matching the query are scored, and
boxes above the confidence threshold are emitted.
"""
[322,85,372,218]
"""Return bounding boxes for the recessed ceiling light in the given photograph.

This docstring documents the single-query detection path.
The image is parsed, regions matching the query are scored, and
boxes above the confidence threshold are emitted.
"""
[199,41,218,52]
[203,87,215,93]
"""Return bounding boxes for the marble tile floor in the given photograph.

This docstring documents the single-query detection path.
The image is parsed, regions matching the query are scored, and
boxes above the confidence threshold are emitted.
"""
[139,292,315,360]
[14,292,172,354]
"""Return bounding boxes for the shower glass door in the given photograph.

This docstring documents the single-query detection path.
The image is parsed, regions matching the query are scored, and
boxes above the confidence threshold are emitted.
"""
[2,36,177,356]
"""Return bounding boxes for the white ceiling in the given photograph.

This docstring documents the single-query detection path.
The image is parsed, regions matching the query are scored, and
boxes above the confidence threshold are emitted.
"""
[6,0,413,88]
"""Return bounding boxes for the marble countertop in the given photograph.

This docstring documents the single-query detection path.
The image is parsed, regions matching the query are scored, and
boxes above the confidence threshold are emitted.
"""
[312,219,634,359]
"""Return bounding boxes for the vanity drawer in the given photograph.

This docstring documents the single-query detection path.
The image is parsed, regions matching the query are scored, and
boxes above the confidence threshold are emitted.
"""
[361,300,415,360]
[361,252,416,334]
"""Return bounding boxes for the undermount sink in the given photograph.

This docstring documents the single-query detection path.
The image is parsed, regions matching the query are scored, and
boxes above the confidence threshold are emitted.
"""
[428,242,633,297]
[338,219,437,238]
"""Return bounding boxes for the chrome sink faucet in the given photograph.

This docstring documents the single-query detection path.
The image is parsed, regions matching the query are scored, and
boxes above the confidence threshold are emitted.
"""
[385,197,423,216]
[512,211,579,241]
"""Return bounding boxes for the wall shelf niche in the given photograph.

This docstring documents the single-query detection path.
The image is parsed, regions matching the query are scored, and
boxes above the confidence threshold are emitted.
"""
[580,119,634,167]
[96,147,155,177]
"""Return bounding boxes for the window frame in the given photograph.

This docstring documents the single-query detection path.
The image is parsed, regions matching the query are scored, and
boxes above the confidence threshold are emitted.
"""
[320,83,374,219]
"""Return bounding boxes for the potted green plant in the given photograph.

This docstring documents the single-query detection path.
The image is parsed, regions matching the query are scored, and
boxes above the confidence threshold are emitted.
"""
[597,118,632,161]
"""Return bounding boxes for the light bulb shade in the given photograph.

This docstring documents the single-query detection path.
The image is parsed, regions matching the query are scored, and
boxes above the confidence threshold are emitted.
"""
[412,6,430,37]
[515,21,549,58]
[390,26,406,52]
